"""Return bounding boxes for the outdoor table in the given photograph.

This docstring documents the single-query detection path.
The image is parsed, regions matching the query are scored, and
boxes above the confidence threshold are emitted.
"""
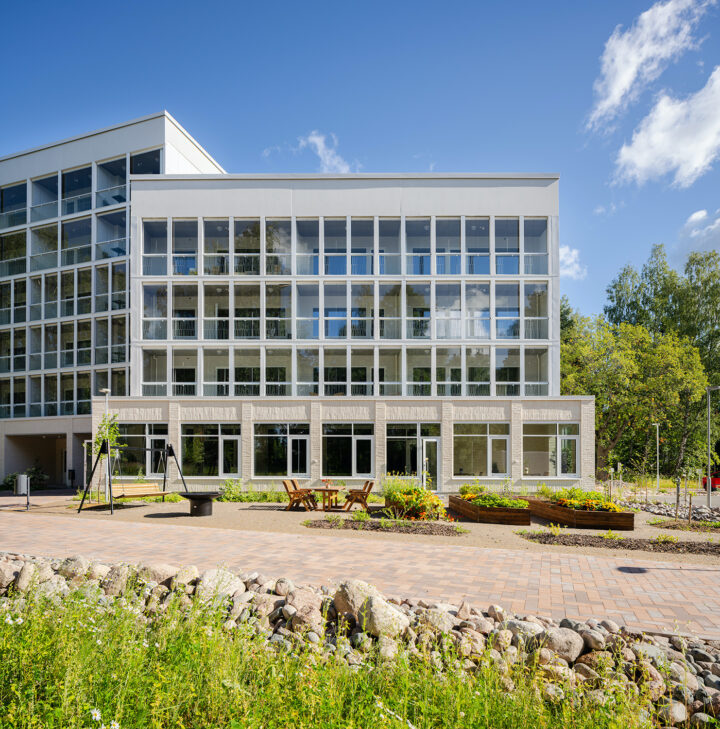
[180,491,220,517]
[312,487,341,511]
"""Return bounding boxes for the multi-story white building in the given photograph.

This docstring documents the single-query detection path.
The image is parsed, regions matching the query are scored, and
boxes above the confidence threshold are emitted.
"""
[0,112,594,492]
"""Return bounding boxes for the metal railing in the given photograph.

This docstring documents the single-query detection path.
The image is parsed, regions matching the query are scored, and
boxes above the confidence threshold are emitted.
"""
[96,237,127,259]
[61,193,92,216]
[30,200,58,222]
[0,209,26,229]
[95,184,127,208]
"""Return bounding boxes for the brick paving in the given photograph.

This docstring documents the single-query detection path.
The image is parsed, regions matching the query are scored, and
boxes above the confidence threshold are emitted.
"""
[1,509,719,638]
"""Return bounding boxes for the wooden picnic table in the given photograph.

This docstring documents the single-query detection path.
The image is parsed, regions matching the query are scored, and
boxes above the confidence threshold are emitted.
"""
[312,487,341,511]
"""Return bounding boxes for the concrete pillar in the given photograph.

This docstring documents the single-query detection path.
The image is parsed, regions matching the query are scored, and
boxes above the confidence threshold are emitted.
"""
[375,401,386,485]
[440,401,454,493]
[242,402,253,484]
[309,401,322,485]
[510,401,523,488]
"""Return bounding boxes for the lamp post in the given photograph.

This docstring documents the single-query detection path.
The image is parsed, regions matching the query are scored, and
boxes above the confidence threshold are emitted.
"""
[653,423,659,493]
[708,386,720,508]
[99,388,111,499]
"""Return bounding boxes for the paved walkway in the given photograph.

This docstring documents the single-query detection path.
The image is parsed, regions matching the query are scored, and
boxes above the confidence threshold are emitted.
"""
[1,509,719,638]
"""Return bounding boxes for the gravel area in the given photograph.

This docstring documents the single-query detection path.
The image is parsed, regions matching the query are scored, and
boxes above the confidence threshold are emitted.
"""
[305,518,465,536]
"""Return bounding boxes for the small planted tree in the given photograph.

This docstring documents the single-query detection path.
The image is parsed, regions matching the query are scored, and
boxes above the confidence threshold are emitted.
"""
[92,414,123,495]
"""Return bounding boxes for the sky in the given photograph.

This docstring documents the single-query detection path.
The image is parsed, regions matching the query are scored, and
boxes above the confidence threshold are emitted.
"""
[1,0,719,315]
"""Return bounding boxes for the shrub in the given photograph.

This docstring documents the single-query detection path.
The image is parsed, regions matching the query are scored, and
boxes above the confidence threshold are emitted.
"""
[459,479,486,497]
[600,529,624,541]
[552,488,620,513]
[382,475,447,520]
[350,510,371,523]
[1,472,18,490]
[218,479,288,503]
[653,534,679,544]
[470,493,528,509]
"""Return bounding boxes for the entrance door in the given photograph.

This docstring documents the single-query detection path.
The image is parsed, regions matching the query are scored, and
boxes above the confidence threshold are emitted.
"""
[221,437,240,476]
[289,436,309,477]
[148,437,167,477]
[421,438,440,490]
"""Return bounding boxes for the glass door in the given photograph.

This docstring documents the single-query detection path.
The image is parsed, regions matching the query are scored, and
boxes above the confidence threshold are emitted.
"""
[289,436,309,477]
[354,436,373,477]
[221,437,240,476]
[421,438,440,490]
[148,437,167,477]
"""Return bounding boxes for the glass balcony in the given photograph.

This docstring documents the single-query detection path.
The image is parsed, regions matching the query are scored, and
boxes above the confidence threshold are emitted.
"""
[350,382,373,396]
[234,320,260,338]
[28,304,42,321]
[468,383,491,396]
[0,405,9,419]
[28,354,41,370]
[95,347,108,365]
[266,320,291,339]
[60,401,75,415]
[203,383,230,396]
[61,193,92,216]
[61,299,74,317]
[406,319,430,338]
[95,184,127,208]
[30,201,58,222]
[234,383,260,396]
[173,319,197,339]
[296,255,319,275]
[111,292,126,310]
[0,356,9,373]
[234,255,260,275]
[142,384,167,396]
[61,246,91,267]
[437,255,461,275]
[467,255,490,275]
[267,383,290,396]
[204,319,230,339]
[44,403,58,416]
[77,296,92,315]
[297,383,319,396]
[77,348,92,365]
[379,255,401,275]
[77,400,91,415]
[29,404,42,417]
[438,383,462,396]
[173,383,196,396]
[13,355,25,371]
[96,238,127,259]
[111,345,127,363]
[13,404,26,417]
[379,319,401,339]
[143,256,167,275]
[204,255,230,275]
[436,319,462,339]
[350,320,373,338]
[44,302,57,319]
[323,383,346,396]
[142,320,167,340]
[0,258,27,277]
[351,254,373,275]
[0,308,10,325]
[13,307,25,324]
[525,384,549,396]
[44,353,57,368]
[0,209,26,229]
[296,319,318,339]
[173,255,197,275]
[61,350,74,367]
[30,252,57,271]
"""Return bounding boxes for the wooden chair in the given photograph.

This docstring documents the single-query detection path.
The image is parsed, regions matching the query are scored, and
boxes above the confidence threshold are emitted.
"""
[292,479,318,509]
[342,480,374,511]
[282,480,316,511]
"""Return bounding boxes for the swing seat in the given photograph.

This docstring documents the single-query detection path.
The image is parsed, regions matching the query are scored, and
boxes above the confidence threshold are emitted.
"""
[113,483,167,499]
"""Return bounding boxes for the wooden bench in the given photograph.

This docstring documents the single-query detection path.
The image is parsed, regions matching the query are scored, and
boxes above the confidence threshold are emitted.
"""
[112,483,167,500]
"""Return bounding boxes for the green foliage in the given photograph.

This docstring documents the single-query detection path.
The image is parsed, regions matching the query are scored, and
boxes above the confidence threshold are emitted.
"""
[653,534,679,544]
[1,472,18,490]
[470,493,529,509]
[561,311,707,477]
[600,529,624,541]
[381,475,447,520]
[547,523,566,537]
[552,488,621,512]
[324,514,343,528]
[93,414,123,460]
[134,467,149,484]
[0,589,655,729]
[218,479,288,503]
[459,479,487,496]
[536,483,553,499]
[350,509,371,523]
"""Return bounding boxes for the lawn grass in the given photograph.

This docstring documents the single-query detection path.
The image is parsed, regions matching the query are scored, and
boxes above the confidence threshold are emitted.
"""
[0,588,654,729]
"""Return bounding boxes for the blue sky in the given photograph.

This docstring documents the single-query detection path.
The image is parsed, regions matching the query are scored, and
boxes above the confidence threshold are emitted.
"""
[1,0,719,315]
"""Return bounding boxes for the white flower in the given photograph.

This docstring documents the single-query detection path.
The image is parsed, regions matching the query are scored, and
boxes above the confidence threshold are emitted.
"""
[15,617,23,625]
[110,722,120,729]
[142,641,149,648]
[4,615,12,625]
[91,708,101,721]
[154,642,159,648]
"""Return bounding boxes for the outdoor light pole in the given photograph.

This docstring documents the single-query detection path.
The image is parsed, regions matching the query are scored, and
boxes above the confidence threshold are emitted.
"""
[708,386,720,508]
[653,423,659,492]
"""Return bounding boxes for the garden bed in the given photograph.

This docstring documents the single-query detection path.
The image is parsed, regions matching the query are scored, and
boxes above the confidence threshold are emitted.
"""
[525,497,635,530]
[649,518,720,532]
[305,517,465,536]
[448,495,530,525]
[521,531,719,554]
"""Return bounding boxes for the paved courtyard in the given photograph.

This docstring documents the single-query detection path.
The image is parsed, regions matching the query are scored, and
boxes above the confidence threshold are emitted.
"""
[1,505,719,639]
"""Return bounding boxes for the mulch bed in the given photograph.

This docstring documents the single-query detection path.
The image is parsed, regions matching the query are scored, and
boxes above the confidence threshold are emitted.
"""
[305,519,465,536]
[522,532,720,555]
[649,519,720,533]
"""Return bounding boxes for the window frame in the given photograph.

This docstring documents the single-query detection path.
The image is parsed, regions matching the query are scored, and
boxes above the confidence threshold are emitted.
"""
[321,423,375,478]
[522,422,579,477]
[452,423,510,478]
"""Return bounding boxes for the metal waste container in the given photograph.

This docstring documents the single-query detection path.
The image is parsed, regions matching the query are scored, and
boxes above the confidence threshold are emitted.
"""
[14,474,29,495]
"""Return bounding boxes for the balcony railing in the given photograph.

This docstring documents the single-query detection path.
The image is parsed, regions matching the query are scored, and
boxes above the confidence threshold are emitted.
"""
[234,255,260,275]
[350,320,373,338]
[173,319,197,339]
[95,184,127,208]
[142,384,167,396]
[266,383,290,396]
[173,383,196,396]
[203,383,230,396]
[61,245,92,267]
[379,382,402,396]
[142,320,167,340]
[234,383,260,396]
[204,319,229,339]
[30,252,58,271]
[0,258,26,277]
[234,319,260,338]
[525,383,549,396]
[204,255,230,275]
[350,383,373,396]
[297,383,319,396]
[172,255,197,275]
[0,209,26,229]
[61,193,91,216]
[406,319,430,339]
[30,200,58,222]
[96,237,127,259]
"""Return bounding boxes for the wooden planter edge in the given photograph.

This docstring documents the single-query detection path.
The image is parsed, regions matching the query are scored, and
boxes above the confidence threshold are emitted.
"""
[448,495,531,525]
[525,498,635,531]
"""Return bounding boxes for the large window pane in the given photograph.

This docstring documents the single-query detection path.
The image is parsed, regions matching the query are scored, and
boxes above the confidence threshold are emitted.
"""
[351,219,373,275]
[296,219,319,275]
[324,219,347,275]
[406,219,430,275]
[379,219,400,275]
[265,220,291,275]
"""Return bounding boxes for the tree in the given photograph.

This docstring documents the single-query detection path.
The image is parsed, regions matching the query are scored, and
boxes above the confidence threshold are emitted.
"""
[561,316,707,477]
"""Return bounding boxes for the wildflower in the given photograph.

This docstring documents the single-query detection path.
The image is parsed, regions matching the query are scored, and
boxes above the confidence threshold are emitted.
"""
[4,615,13,625]
[91,708,101,721]
[15,616,23,625]
[110,721,120,729]
[142,641,149,647]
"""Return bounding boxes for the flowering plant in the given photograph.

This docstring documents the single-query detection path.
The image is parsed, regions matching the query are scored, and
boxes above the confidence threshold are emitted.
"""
[551,488,620,512]
[382,474,447,521]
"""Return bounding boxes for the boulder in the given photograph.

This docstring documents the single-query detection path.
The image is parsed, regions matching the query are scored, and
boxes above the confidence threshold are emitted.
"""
[88,563,110,581]
[599,619,620,634]
[581,629,606,652]
[456,600,473,621]
[690,712,714,725]
[14,563,37,593]
[34,574,69,599]
[378,635,398,661]
[171,565,199,589]
[636,660,667,702]
[196,569,244,600]
[0,562,18,589]
[576,650,615,672]
[102,564,130,596]
[670,661,700,692]
[656,700,687,726]
[333,579,382,617]
[540,664,577,685]
[506,619,544,642]
[253,593,281,618]
[289,604,324,633]
[138,563,179,586]
[487,604,507,622]
[274,577,294,597]
[533,628,584,663]
[419,609,456,633]
[360,596,410,638]
[286,588,323,614]
[57,555,90,580]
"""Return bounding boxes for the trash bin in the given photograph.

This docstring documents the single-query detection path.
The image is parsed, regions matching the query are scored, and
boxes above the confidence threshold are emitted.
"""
[14,474,29,496]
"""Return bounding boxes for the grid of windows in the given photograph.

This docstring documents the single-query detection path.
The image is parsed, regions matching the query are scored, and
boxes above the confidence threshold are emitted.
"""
[453,423,510,477]
[522,423,579,477]
[181,423,241,477]
[322,424,374,477]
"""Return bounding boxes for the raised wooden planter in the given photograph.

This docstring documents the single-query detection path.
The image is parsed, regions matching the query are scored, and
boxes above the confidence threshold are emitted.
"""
[525,498,635,531]
[448,495,531,525]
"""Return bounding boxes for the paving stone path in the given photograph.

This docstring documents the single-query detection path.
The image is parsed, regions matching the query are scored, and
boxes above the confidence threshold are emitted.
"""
[1,509,719,638]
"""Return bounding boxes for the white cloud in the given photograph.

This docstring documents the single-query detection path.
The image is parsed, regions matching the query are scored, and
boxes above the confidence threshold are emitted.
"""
[587,0,715,131]
[615,66,720,186]
[559,246,588,280]
[686,208,708,225]
[593,202,621,216]
[297,130,352,173]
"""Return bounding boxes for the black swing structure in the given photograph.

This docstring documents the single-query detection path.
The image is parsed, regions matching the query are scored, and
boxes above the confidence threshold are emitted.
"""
[77,440,189,515]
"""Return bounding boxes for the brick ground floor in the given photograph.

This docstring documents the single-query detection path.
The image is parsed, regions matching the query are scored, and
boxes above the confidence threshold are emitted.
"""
[0,508,717,638]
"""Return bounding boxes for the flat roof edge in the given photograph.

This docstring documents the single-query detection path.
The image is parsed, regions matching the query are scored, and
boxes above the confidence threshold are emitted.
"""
[130,172,560,181]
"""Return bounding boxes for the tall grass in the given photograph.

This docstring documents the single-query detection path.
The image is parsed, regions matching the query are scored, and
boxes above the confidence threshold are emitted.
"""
[0,587,654,729]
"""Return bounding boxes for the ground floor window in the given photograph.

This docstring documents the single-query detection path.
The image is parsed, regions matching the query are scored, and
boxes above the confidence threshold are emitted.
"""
[181,423,241,477]
[522,423,579,476]
[254,423,310,477]
[322,424,374,477]
[453,423,510,477]
[386,423,440,478]
[116,423,168,478]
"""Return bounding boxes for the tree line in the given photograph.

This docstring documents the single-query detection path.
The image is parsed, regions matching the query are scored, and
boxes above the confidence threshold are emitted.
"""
[561,245,720,479]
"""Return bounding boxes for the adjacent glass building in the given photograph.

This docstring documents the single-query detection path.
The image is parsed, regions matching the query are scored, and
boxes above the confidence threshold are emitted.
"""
[0,113,594,490]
